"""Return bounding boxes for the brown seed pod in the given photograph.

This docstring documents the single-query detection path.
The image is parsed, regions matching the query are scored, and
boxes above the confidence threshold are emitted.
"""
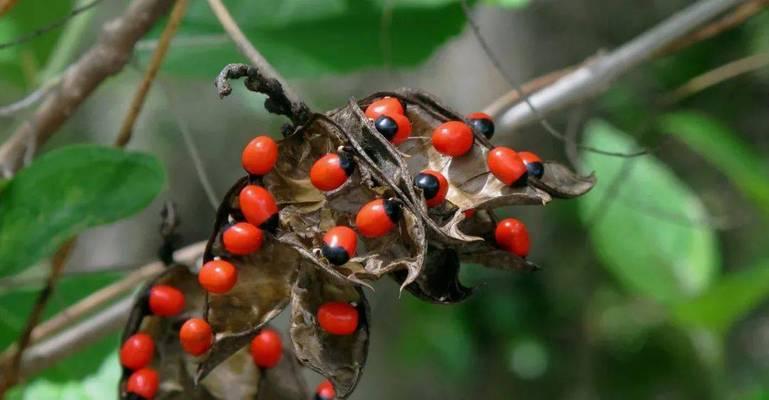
[118,264,307,399]
[123,63,596,399]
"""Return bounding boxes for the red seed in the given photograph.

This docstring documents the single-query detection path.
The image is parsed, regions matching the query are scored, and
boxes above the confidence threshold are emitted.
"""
[317,302,359,335]
[432,121,474,157]
[310,153,354,191]
[126,367,159,399]
[222,222,264,255]
[364,97,405,120]
[179,318,212,356]
[315,379,336,400]
[198,260,238,294]
[494,218,530,257]
[250,328,283,368]
[413,170,449,208]
[487,146,528,186]
[239,185,279,229]
[321,226,358,265]
[120,333,154,370]
[355,199,399,238]
[148,285,185,317]
[241,136,278,176]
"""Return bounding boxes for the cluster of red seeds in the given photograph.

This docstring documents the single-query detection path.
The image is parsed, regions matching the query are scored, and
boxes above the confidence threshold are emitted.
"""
[119,285,186,399]
[312,97,539,261]
[132,97,544,399]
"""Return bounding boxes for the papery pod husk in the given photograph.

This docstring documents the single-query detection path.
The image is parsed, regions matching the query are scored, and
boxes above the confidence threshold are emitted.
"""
[119,264,267,400]
[255,345,308,400]
[351,89,594,242]
[197,179,301,381]
[454,209,538,272]
[266,115,428,286]
[289,265,370,399]
[390,212,536,304]
[391,247,473,304]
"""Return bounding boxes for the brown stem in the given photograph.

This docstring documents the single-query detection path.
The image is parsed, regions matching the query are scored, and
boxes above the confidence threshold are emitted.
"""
[657,0,769,56]
[0,239,75,396]
[115,0,188,147]
[206,0,311,126]
[0,241,207,385]
[0,0,173,175]
[0,259,166,364]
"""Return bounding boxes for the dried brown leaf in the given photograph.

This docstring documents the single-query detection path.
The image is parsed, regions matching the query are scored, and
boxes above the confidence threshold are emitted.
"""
[529,161,596,198]
[392,247,473,304]
[289,266,370,399]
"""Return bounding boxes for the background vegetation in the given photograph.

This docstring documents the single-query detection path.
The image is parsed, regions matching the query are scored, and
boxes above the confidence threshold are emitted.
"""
[1,0,769,398]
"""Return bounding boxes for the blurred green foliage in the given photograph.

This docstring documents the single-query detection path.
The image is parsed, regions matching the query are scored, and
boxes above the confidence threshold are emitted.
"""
[0,272,122,398]
[659,112,769,218]
[579,120,719,303]
[144,0,469,78]
[0,145,165,277]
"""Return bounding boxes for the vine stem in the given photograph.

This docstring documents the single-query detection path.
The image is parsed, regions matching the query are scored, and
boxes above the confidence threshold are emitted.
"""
[115,0,188,147]
[492,0,756,132]
[0,239,75,396]
[0,0,176,394]
[206,0,309,124]
[0,242,207,384]
[0,0,173,176]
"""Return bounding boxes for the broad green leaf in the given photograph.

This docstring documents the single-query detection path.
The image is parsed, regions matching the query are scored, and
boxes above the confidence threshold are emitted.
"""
[0,145,165,277]
[8,350,121,399]
[674,260,769,335]
[658,111,769,218]
[579,120,719,303]
[145,0,466,78]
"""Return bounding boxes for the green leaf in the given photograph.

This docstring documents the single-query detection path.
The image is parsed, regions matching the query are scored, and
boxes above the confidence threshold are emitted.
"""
[1,271,122,395]
[147,0,467,78]
[579,120,719,304]
[674,260,769,335]
[0,145,165,277]
[483,0,530,8]
[0,0,76,86]
[7,350,121,399]
[0,271,122,348]
[658,111,769,219]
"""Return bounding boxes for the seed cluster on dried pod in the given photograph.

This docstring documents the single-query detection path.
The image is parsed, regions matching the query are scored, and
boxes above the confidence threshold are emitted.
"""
[119,64,595,400]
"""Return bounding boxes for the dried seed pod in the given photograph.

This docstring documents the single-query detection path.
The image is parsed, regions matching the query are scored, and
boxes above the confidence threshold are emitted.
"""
[290,266,370,399]
[118,264,309,400]
[136,70,599,400]
[391,247,473,304]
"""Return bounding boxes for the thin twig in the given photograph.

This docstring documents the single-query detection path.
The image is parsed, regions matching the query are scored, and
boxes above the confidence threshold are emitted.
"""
[114,0,188,147]
[0,239,75,396]
[661,52,769,104]
[0,80,58,118]
[156,78,220,210]
[482,63,583,118]
[493,0,749,132]
[461,0,648,158]
[658,0,769,56]
[0,0,107,50]
[206,0,311,125]
[0,0,174,175]
[6,241,206,382]
[0,259,166,363]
